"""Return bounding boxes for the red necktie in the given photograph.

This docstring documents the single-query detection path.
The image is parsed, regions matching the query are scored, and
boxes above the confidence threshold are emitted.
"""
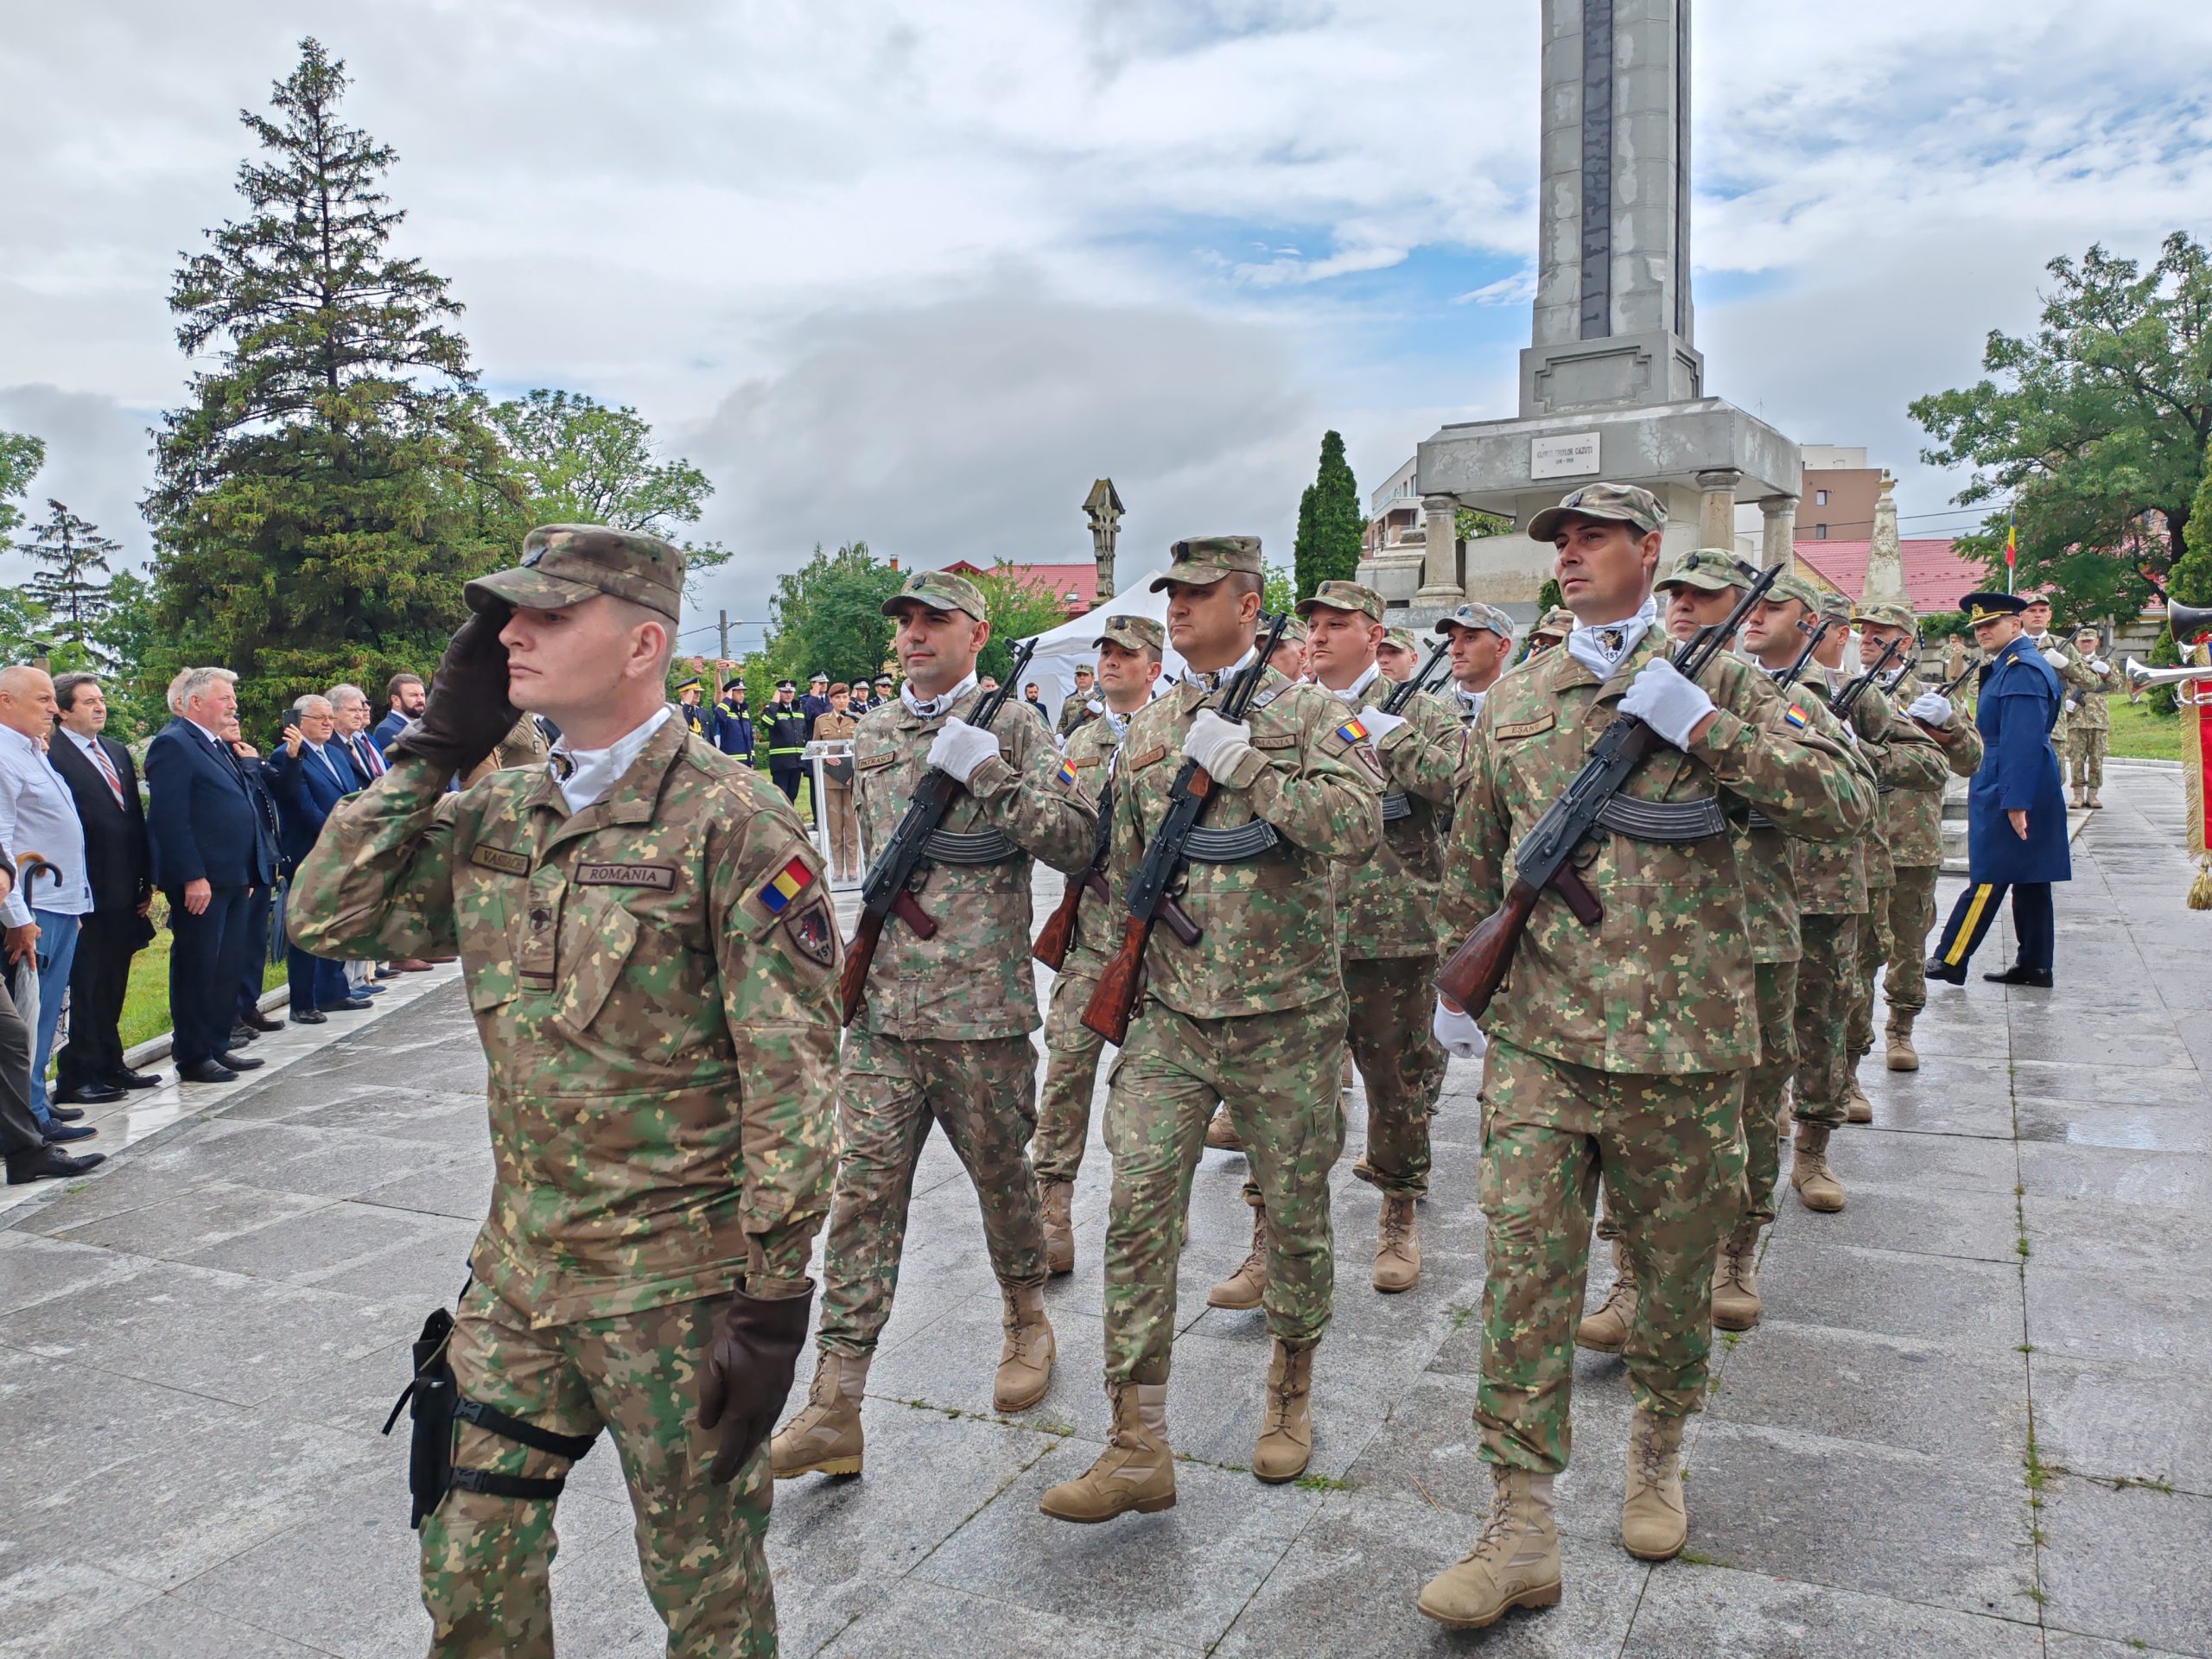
[88,740,124,808]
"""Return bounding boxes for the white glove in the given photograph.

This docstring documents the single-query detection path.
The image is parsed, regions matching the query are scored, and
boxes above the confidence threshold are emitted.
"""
[1432,999,1486,1060]
[1184,709,1255,779]
[1618,658,1717,748]
[2063,696,2079,715]
[2091,658,2110,674]
[1357,708,1408,747]
[2041,647,2069,669]
[926,717,1001,785]
[1906,690,1954,728]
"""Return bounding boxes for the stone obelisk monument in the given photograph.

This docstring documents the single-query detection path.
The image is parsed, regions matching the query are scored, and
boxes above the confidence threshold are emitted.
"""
[1403,0,1801,618]
[1859,472,1908,607]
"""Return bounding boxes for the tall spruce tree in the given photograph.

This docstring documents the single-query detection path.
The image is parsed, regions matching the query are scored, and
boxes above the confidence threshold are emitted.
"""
[144,37,514,728]
[1291,430,1363,599]
[18,499,118,653]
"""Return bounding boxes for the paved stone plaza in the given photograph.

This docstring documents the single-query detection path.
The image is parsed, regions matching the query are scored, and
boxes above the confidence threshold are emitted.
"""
[0,760,2206,1657]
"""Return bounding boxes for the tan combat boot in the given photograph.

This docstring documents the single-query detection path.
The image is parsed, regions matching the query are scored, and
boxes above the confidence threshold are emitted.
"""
[1709,1221,1762,1332]
[2072,785,2088,809]
[1621,1407,1688,1560]
[1574,1238,1636,1353]
[770,1351,868,1479]
[1039,1381,1175,1522]
[1845,1063,1873,1125]
[1416,1465,1561,1630]
[1372,1194,1420,1294]
[1205,1105,1242,1152]
[1207,1204,1267,1311]
[1791,1122,1847,1213]
[2087,788,2102,808]
[993,1284,1056,1411]
[1039,1179,1075,1276]
[1885,1012,1919,1072]
[1252,1338,1315,1482]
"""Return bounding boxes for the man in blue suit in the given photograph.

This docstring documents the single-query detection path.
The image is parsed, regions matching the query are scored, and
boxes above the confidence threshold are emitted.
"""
[1929,590,2072,988]
[261,696,359,1023]
[143,668,275,1084]
[372,671,424,753]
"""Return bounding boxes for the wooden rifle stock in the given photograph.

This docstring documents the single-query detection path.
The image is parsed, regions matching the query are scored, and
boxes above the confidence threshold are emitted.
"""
[838,890,935,1026]
[1081,915,1152,1046]
[1032,871,1099,969]
[1433,880,1541,1020]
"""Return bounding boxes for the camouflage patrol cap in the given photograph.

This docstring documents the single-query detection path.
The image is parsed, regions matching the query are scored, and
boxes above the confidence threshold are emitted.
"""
[1383,626,1417,654]
[1094,614,1165,655]
[1816,589,1854,624]
[1150,535,1263,592]
[1435,601,1514,639]
[1853,600,1918,632]
[1656,548,1755,594]
[880,568,988,622]
[1527,481,1667,543]
[1262,613,1308,645]
[467,524,684,620]
[1764,571,1825,611]
[1529,605,1576,641]
[1296,580,1385,621]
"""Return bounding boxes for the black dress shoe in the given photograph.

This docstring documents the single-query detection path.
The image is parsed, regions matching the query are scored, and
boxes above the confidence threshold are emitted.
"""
[216,1050,265,1071]
[47,1104,86,1122]
[43,1122,99,1143]
[54,1083,126,1107]
[239,1009,284,1033]
[1923,957,1967,986]
[1983,963,2055,988]
[7,1145,105,1184]
[291,1008,327,1026]
[321,998,372,1013]
[109,1070,162,1090]
[177,1058,239,1084]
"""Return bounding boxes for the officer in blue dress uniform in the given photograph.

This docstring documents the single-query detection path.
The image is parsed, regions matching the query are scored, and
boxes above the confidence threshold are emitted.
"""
[1928,589,2071,988]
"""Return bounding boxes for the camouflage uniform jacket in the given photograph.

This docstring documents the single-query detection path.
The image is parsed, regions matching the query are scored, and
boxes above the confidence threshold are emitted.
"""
[1785,668,1877,918]
[285,723,841,1323]
[1882,667,1984,868]
[1058,707,1134,978]
[1057,695,1102,740]
[2030,632,2101,748]
[1735,817,1798,968]
[850,685,1096,1041]
[1107,664,1381,1020]
[1838,680,1949,889]
[2067,656,2118,734]
[1446,632,1872,1075]
[1323,669,1466,960]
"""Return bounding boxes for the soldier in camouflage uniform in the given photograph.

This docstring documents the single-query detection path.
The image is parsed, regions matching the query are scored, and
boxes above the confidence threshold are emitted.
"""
[2063,626,2116,807]
[1435,601,1517,726]
[1032,616,1165,1272]
[1417,487,1868,1632]
[1039,537,1380,1522]
[1055,664,1100,740]
[1853,603,1984,1071]
[2022,596,2099,757]
[1376,625,1421,683]
[289,526,839,1659]
[771,570,1097,1479]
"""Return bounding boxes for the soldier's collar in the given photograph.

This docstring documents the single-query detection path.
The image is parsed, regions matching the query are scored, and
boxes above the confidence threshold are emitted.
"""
[527,710,684,828]
[900,673,978,721]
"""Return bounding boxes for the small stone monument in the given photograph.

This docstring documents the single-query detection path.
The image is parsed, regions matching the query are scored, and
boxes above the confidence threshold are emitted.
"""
[1859,472,1907,607]
[1084,478,1124,602]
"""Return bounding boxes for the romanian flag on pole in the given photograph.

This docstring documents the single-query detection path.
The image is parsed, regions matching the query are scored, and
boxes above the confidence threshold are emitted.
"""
[2004,510,2017,593]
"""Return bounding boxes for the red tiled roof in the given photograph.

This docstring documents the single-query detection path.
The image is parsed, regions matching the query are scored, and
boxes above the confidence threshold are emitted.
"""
[1791,538,1986,616]
[940,560,1097,614]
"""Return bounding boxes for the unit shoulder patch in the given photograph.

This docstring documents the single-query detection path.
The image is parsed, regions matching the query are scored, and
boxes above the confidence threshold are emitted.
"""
[782,898,837,968]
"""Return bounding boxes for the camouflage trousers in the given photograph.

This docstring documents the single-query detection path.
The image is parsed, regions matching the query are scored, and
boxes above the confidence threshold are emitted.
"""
[2066,728,2107,791]
[1847,883,1894,1058]
[1882,865,1942,1018]
[1033,967,1103,1185]
[1744,958,1799,1228]
[423,1281,774,1659]
[1792,912,1859,1128]
[817,1028,1047,1357]
[1102,995,1346,1383]
[1477,1039,1743,1474]
[1344,953,1447,1198]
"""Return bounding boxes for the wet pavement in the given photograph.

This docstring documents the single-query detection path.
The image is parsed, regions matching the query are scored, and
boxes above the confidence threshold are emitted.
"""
[0,758,2204,1657]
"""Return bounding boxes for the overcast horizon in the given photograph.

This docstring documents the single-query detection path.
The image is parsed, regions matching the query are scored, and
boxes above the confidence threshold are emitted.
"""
[5,0,2210,651]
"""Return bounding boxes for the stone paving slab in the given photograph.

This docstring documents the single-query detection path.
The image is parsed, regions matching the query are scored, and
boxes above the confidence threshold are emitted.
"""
[0,767,2204,1656]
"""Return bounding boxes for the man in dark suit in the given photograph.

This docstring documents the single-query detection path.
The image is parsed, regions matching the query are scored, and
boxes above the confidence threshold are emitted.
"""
[48,674,156,1101]
[372,671,424,753]
[261,695,362,1022]
[223,708,293,1041]
[143,668,273,1084]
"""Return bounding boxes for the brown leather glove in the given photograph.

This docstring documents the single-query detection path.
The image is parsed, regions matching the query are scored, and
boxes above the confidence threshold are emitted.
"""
[698,1284,812,1484]
[388,606,520,777]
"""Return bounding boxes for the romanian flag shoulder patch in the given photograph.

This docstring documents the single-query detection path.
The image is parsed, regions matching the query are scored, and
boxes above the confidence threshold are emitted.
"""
[1053,757,1078,789]
[758,855,816,914]
[1783,704,1808,730]
[1335,717,1370,746]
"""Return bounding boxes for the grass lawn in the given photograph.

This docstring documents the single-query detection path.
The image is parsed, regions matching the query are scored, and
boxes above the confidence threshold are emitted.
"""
[117,899,288,1055]
[2106,696,2196,763]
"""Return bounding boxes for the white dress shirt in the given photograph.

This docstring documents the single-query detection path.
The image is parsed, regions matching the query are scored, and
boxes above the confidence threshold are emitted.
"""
[548,707,673,815]
[0,724,91,925]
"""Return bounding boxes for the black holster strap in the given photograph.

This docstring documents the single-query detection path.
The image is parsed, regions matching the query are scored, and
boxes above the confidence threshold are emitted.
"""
[1380,791,1413,823]
[1183,820,1281,862]
[454,1395,598,1463]
[1594,793,1727,843]
[923,827,1020,864]
[448,1466,570,1503]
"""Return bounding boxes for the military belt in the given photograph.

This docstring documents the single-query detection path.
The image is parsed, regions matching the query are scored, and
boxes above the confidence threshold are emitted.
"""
[1380,791,1413,823]
[1181,820,1281,862]
[922,826,1020,864]
[1594,793,1727,843]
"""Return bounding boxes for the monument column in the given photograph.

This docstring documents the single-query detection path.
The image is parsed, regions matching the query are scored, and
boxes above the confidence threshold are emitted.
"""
[1696,468,1740,552]
[1417,497,1462,605]
[1759,493,1798,569]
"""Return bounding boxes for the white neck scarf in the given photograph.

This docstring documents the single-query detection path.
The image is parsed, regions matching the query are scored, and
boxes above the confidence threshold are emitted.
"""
[1565,599,1658,682]
[549,706,671,815]
[902,673,977,721]
[1183,646,1257,696]
[1321,662,1383,705]
[1454,684,1485,717]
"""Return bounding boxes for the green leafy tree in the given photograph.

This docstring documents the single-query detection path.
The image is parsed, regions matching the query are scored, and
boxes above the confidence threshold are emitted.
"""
[18,499,118,652]
[0,591,49,664]
[1262,563,1297,616]
[1535,576,1564,613]
[143,37,516,731]
[91,570,166,737]
[1292,430,1363,599]
[483,389,732,584]
[965,565,1077,684]
[0,431,44,538]
[759,542,902,692]
[1910,232,2212,622]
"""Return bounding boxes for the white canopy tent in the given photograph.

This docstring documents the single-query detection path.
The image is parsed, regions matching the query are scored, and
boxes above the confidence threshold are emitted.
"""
[1016,568,1187,727]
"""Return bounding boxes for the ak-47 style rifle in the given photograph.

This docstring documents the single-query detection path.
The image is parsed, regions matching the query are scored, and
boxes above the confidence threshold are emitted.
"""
[1433,566,1781,1020]
[1030,757,1200,972]
[1828,638,1906,721]
[1080,613,1290,1046]
[1382,635,1453,714]
[1772,615,1839,690]
[837,639,1036,1027]
[1936,655,1980,697]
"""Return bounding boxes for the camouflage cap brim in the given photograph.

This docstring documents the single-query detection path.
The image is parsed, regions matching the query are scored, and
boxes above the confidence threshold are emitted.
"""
[466,566,605,615]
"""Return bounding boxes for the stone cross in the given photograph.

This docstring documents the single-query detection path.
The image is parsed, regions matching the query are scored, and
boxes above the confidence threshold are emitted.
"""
[1084,477,1123,602]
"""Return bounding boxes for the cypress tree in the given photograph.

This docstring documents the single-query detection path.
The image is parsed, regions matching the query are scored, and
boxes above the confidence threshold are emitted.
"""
[1292,430,1363,598]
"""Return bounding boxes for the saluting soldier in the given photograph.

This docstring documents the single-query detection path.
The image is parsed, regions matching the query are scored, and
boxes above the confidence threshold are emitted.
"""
[1434,601,1517,726]
[1850,601,1983,1074]
[1039,537,1380,1522]
[1032,615,1166,1273]
[672,674,712,741]
[2064,625,2117,807]
[1417,487,1868,1631]
[772,570,1097,1480]
[288,526,840,1658]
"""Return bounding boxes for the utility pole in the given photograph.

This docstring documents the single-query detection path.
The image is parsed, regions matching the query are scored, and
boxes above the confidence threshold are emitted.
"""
[718,609,730,660]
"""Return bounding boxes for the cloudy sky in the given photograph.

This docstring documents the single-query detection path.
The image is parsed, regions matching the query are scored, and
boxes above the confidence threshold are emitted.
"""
[5,0,2210,650]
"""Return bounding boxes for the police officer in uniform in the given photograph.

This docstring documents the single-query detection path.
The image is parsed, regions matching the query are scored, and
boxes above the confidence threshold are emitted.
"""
[762,680,810,812]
